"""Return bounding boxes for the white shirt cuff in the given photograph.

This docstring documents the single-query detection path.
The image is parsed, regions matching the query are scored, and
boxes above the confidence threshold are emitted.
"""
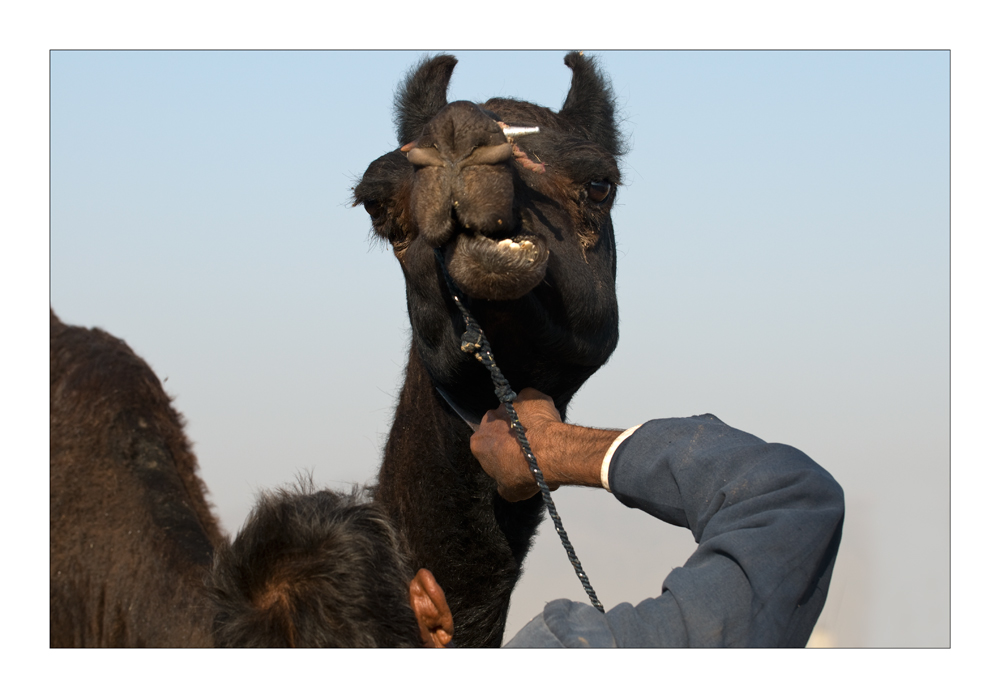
[600,424,643,491]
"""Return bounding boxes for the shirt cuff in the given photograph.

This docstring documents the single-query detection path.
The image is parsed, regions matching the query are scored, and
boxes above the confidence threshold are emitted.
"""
[600,424,644,491]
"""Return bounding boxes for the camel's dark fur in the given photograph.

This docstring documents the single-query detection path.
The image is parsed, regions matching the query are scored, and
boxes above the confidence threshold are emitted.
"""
[50,307,421,648]
[50,310,223,646]
[356,52,623,646]
[50,52,623,648]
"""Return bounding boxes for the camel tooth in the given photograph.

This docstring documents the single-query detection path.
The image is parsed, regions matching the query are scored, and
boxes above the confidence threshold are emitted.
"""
[509,242,521,250]
[498,239,513,248]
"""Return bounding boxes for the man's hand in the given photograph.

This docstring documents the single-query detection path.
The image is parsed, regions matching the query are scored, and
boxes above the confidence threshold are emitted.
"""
[470,388,623,502]
[470,388,561,501]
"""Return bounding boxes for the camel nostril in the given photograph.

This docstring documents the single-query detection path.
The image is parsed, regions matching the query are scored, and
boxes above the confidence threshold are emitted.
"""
[407,147,446,167]
[461,143,512,167]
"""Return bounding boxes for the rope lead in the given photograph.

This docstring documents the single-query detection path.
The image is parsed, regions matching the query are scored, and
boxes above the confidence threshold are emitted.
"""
[434,248,605,613]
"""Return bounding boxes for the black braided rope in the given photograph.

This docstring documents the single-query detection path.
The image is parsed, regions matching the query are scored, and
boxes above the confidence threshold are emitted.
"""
[434,248,604,612]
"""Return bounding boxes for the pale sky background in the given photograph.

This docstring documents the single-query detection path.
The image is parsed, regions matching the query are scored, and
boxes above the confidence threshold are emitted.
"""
[46,49,949,647]
[1,0,995,690]
[48,50,949,648]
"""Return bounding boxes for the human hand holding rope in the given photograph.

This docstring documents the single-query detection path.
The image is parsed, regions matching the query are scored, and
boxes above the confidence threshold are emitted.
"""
[471,388,623,502]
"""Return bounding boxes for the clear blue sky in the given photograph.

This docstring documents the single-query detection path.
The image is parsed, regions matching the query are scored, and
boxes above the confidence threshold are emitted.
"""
[50,50,949,647]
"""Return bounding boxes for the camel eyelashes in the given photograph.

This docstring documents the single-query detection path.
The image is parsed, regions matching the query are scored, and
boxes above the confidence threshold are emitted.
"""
[586,180,613,203]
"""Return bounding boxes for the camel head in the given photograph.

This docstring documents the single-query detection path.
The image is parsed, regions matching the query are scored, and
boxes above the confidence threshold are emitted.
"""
[354,53,623,417]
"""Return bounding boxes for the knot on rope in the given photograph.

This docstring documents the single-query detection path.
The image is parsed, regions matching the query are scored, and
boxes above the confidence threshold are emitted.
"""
[492,380,517,404]
[460,327,483,353]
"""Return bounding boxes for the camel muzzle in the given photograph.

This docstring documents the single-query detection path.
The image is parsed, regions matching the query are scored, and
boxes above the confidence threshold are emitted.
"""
[404,101,550,300]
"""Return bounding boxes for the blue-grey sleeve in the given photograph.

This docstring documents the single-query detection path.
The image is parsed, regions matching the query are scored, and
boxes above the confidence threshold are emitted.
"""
[504,415,844,647]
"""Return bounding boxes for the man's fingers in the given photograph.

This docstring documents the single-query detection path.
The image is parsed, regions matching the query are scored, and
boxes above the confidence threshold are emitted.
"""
[512,388,561,423]
[516,387,551,404]
[480,404,510,428]
[473,388,561,502]
[497,482,539,503]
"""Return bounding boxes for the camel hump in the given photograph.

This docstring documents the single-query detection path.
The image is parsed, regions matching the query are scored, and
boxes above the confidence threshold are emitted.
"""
[51,311,221,646]
[51,316,219,565]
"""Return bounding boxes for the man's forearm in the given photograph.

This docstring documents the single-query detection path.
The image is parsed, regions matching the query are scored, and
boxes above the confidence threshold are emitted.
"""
[533,423,621,490]
[506,414,845,647]
[470,388,623,501]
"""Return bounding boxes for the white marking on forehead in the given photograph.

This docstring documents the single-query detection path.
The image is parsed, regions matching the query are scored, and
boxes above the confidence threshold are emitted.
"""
[502,126,540,137]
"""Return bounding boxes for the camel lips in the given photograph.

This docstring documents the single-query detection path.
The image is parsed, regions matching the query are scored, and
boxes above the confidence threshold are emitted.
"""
[446,231,549,300]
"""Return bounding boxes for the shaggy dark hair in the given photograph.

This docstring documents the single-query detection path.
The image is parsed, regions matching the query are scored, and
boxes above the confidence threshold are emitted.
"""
[207,482,422,648]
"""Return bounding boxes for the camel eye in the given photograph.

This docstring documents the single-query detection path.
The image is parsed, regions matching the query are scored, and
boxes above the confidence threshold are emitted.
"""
[364,199,393,228]
[586,181,612,203]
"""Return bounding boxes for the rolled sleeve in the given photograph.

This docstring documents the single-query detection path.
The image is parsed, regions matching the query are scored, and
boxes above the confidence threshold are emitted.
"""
[607,416,844,647]
[505,416,845,647]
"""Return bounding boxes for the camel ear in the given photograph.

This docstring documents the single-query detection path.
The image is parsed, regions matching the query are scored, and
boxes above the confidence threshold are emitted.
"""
[394,54,458,147]
[558,51,623,157]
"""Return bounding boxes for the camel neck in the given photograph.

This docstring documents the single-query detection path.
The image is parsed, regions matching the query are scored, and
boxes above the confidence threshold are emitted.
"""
[373,339,543,647]
[435,386,480,432]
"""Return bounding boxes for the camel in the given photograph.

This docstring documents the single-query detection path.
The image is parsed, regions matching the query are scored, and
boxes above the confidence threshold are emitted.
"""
[49,51,623,648]
[50,309,224,646]
[51,306,424,647]
[355,52,623,647]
